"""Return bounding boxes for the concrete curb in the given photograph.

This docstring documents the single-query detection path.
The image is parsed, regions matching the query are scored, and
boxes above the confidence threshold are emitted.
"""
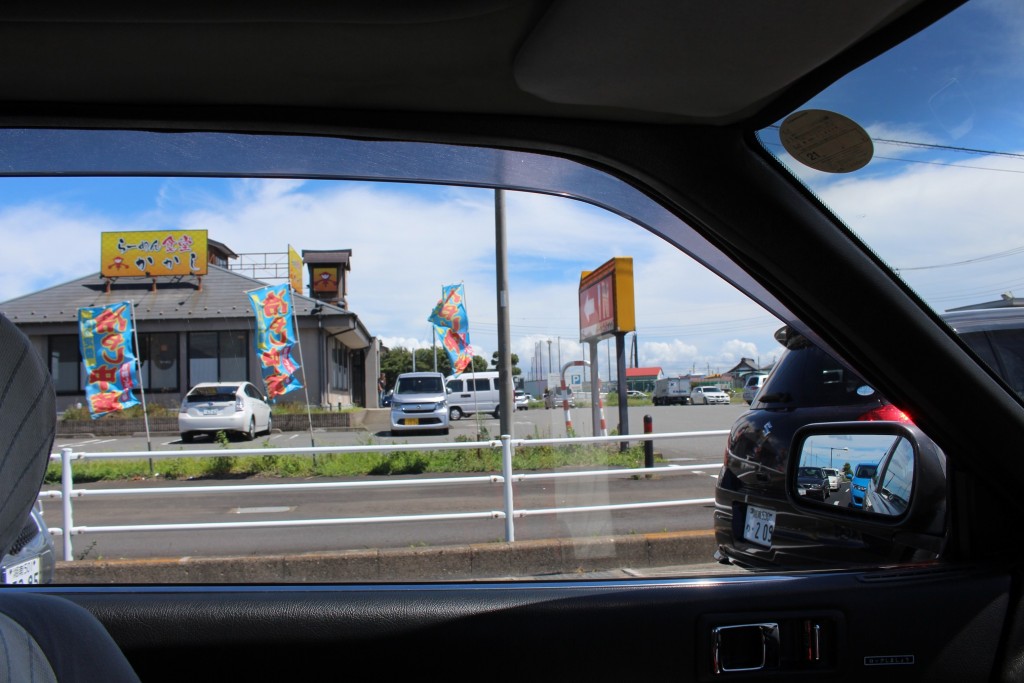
[54,529,718,583]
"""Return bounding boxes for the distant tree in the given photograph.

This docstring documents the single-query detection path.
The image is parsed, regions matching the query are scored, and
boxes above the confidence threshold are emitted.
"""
[490,351,522,375]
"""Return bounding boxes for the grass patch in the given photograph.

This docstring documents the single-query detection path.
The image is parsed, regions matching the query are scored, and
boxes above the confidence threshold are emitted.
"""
[46,440,658,483]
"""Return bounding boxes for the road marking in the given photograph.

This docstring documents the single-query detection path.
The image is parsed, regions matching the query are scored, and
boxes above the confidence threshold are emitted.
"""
[56,440,94,448]
[232,507,294,514]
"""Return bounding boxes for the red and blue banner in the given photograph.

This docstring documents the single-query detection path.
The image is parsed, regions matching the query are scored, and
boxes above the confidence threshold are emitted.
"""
[248,283,303,400]
[429,284,473,374]
[78,301,140,419]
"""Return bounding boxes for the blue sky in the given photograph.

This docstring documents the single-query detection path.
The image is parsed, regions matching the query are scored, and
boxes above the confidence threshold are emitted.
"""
[0,176,782,380]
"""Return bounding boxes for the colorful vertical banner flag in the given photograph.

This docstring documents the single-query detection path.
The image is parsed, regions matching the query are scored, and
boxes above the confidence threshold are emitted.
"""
[78,302,141,419]
[428,284,473,374]
[248,283,304,400]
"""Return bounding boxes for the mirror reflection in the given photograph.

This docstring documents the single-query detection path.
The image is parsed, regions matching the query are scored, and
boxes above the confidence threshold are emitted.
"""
[795,433,914,517]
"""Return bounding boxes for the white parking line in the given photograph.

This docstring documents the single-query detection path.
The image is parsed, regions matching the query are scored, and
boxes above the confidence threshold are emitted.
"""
[57,438,101,447]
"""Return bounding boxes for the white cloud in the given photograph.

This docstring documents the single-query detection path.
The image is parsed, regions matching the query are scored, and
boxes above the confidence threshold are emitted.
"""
[0,178,783,368]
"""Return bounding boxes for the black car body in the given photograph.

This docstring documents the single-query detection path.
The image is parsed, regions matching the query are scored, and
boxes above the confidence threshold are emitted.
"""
[796,467,830,502]
[717,308,1024,569]
[715,327,916,569]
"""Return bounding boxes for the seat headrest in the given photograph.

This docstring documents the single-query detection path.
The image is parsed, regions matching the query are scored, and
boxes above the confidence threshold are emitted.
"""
[0,315,55,558]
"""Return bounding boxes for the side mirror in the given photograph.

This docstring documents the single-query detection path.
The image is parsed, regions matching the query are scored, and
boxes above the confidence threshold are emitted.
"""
[788,422,947,553]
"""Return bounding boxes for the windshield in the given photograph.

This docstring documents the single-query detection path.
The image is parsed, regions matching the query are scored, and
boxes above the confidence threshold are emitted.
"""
[395,377,444,395]
[855,465,879,479]
[757,1,1024,361]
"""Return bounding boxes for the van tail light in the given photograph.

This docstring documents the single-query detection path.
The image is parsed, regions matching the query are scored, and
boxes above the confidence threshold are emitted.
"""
[235,396,245,412]
[858,404,912,423]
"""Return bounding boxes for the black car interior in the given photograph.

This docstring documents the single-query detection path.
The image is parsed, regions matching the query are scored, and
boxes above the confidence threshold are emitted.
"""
[5,1,1024,681]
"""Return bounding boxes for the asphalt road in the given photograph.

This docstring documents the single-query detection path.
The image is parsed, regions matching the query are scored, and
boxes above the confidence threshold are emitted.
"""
[47,403,746,562]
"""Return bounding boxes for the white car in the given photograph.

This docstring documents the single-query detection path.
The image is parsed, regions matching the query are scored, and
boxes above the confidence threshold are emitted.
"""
[691,386,730,405]
[179,381,273,442]
[514,390,529,410]
[821,468,841,491]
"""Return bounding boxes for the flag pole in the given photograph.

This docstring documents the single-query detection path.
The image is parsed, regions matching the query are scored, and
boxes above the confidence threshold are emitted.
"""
[128,300,154,476]
[458,281,482,426]
[290,292,316,449]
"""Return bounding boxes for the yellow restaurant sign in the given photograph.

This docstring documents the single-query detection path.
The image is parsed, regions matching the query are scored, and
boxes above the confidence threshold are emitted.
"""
[101,230,208,278]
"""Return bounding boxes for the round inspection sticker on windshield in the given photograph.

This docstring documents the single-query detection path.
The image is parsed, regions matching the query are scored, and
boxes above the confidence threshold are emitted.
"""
[779,109,873,173]
[856,385,876,397]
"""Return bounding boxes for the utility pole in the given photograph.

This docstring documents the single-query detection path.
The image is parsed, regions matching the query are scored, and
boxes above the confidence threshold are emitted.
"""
[494,189,514,438]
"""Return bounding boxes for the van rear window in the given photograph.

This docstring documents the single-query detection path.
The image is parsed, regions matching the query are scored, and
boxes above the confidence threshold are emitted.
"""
[187,386,238,402]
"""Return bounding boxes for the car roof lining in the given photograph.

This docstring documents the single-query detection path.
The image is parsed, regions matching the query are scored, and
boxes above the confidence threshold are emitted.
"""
[0,0,957,127]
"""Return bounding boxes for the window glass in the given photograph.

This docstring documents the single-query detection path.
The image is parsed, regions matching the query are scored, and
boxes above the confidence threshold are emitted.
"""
[330,338,349,391]
[188,331,248,385]
[755,2,1024,364]
[139,332,179,393]
[187,332,219,385]
[48,335,84,394]
[4,2,1014,582]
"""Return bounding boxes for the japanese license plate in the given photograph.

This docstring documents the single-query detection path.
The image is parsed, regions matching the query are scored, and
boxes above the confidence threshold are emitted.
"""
[405,418,419,426]
[743,505,775,547]
[2,557,40,584]
[202,408,219,415]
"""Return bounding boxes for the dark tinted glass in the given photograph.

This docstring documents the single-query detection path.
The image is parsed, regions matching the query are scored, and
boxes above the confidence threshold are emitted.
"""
[757,346,877,407]
[960,329,1024,400]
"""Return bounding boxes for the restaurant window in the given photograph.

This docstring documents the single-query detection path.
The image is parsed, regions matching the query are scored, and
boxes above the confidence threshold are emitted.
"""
[48,335,85,394]
[139,332,179,392]
[331,338,349,391]
[188,330,249,385]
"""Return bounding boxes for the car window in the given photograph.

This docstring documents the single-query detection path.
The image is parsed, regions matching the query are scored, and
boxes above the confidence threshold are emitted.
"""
[877,440,914,506]
[754,345,876,407]
[186,386,238,402]
[755,1,1024,389]
[3,0,1020,586]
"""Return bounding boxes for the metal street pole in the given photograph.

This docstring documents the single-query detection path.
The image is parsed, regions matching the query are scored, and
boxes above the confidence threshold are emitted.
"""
[494,189,514,437]
[830,446,848,468]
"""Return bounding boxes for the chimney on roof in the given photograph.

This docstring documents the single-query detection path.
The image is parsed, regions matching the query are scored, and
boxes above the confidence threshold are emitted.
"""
[302,249,352,309]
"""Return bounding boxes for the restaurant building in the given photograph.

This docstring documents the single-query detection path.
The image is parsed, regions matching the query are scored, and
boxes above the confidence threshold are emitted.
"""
[0,235,381,412]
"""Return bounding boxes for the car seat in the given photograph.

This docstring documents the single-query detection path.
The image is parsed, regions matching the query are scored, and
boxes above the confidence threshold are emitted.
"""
[0,313,140,682]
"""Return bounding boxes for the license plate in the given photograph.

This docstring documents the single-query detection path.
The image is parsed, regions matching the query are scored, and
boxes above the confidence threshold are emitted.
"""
[202,408,219,415]
[743,505,775,547]
[2,557,40,585]
[405,418,419,425]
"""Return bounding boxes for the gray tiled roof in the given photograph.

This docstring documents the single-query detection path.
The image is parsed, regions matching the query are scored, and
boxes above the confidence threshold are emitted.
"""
[0,265,354,325]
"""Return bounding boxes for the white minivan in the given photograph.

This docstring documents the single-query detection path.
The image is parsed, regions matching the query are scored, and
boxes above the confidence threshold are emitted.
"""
[445,371,501,420]
[742,373,768,404]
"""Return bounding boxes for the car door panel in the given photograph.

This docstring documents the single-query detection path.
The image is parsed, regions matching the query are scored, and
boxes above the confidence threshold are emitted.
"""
[48,566,1011,682]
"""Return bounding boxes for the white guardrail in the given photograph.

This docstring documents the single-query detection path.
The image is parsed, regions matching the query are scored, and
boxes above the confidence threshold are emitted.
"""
[43,431,728,561]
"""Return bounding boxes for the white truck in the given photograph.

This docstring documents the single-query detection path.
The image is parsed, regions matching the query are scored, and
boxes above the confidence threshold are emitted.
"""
[652,377,692,405]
